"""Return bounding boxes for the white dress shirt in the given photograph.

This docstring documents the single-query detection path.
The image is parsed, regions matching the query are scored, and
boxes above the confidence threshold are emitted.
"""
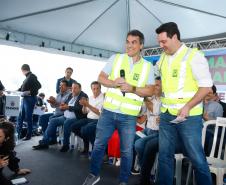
[64,96,77,119]
[146,96,161,131]
[86,93,104,119]
[157,44,213,87]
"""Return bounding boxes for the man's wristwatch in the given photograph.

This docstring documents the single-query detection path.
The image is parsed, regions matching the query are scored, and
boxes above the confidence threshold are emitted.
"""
[132,86,136,93]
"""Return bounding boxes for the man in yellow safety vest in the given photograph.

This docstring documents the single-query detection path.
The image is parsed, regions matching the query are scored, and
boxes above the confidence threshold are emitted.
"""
[82,30,155,185]
[156,22,212,185]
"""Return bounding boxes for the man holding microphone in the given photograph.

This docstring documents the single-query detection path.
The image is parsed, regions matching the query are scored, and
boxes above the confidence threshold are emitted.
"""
[82,30,155,185]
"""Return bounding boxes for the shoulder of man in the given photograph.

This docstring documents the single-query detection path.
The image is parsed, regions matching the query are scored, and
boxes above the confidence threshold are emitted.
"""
[80,91,88,98]
[64,94,72,104]
[57,77,64,82]
[142,57,154,75]
[71,78,77,83]
[109,53,126,61]
[64,90,71,96]
[143,57,153,65]
[0,80,4,91]
[29,72,36,77]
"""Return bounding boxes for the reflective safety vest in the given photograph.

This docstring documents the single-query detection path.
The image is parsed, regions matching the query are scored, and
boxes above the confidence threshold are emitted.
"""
[103,54,151,116]
[159,47,203,116]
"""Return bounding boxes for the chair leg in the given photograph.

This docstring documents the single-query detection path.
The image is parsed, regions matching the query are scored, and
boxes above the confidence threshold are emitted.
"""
[58,126,64,145]
[185,163,192,185]
[88,142,92,152]
[76,136,84,151]
[193,171,196,185]
[70,133,75,149]
[216,169,224,185]
[113,157,117,165]
[134,155,139,171]
[185,162,198,185]
[152,154,159,183]
[175,154,182,185]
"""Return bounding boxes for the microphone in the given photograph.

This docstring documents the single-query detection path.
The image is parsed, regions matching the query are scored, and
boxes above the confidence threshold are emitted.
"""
[120,69,125,96]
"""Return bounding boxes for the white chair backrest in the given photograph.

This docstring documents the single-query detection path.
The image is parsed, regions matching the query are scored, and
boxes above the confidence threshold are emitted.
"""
[206,117,226,160]
[202,120,216,147]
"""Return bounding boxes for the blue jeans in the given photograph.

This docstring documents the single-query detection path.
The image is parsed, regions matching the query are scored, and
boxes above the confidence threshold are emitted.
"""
[81,120,98,146]
[140,136,159,184]
[77,119,98,150]
[39,113,63,133]
[134,128,159,165]
[158,112,212,185]
[38,113,54,132]
[17,96,37,138]
[71,118,97,137]
[90,109,137,183]
[63,117,77,146]
[41,115,76,145]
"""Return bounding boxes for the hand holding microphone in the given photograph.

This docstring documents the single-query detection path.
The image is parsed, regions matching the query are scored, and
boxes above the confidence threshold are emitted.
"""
[115,69,135,96]
[120,69,126,96]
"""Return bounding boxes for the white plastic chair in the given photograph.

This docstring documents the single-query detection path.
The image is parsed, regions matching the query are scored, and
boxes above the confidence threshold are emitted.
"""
[207,117,226,185]
[58,125,64,145]
[133,151,183,185]
[175,153,184,185]
[70,132,76,149]
[186,117,226,185]
[185,120,215,185]
[71,134,84,151]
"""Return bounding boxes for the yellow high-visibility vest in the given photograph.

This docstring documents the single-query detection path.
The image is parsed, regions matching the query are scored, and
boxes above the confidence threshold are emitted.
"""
[159,47,203,116]
[103,53,151,116]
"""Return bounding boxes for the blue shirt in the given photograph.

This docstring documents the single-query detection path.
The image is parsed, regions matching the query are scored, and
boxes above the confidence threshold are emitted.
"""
[204,100,223,120]
[53,90,70,116]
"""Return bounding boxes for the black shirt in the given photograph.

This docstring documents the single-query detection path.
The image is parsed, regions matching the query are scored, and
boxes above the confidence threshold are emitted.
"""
[18,72,41,96]
[0,80,4,91]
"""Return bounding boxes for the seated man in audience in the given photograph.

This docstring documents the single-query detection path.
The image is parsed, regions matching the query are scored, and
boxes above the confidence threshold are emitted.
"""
[212,85,226,118]
[0,80,5,118]
[32,82,88,151]
[133,77,161,185]
[203,85,223,121]
[32,92,48,135]
[0,119,31,185]
[0,81,4,92]
[38,80,70,133]
[56,67,77,94]
[203,85,223,155]
[219,100,226,118]
[71,81,104,155]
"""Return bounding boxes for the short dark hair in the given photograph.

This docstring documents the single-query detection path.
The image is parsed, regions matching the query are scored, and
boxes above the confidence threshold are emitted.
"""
[156,22,180,40]
[155,76,161,81]
[0,119,15,151]
[91,81,101,89]
[212,85,217,94]
[127,30,144,45]
[21,64,30,71]
[0,80,5,91]
[66,67,73,72]
[38,92,45,97]
[60,79,69,87]
[73,82,81,88]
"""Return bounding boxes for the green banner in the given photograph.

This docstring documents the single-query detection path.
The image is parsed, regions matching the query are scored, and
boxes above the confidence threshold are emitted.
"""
[207,55,226,85]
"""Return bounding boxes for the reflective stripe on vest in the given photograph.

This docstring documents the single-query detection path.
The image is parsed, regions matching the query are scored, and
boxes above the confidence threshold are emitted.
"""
[160,47,203,116]
[103,53,150,116]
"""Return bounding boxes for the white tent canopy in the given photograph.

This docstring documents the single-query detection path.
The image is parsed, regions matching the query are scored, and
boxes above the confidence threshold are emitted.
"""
[0,0,226,57]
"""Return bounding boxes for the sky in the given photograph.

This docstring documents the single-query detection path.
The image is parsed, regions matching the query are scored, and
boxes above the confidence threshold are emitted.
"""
[0,44,107,99]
